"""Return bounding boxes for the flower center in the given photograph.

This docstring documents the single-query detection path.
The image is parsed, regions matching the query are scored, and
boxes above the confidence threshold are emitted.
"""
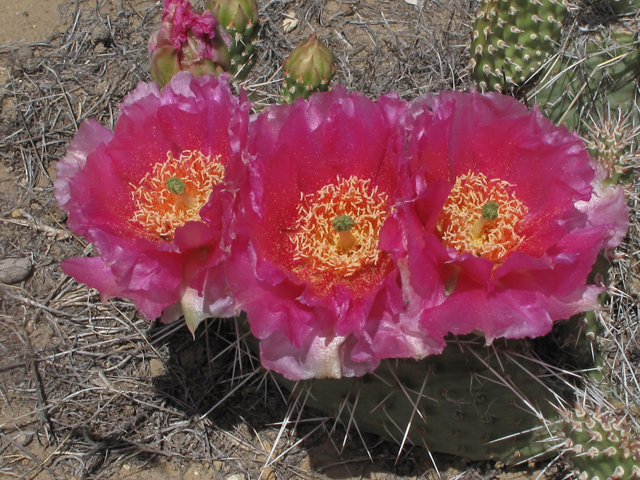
[291,176,388,277]
[130,150,225,241]
[437,171,526,264]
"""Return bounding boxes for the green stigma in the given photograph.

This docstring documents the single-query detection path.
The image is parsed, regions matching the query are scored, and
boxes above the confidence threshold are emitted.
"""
[166,177,186,195]
[332,214,355,232]
[481,201,499,221]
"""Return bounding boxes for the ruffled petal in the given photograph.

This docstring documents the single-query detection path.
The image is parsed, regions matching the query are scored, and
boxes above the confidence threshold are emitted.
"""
[229,87,414,380]
[397,90,628,345]
[55,73,248,322]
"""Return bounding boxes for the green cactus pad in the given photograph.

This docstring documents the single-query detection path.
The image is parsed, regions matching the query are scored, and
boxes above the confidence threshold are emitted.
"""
[469,0,569,92]
[558,402,640,480]
[276,334,579,464]
[531,24,640,181]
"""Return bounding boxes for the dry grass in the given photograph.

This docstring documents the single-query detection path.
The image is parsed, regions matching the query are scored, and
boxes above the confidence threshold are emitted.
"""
[0,1,638,479]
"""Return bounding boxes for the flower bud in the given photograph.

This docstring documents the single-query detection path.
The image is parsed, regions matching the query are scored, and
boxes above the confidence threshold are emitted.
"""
[205,0,260,80]
[149,0,231,87]
[280,34,337,103]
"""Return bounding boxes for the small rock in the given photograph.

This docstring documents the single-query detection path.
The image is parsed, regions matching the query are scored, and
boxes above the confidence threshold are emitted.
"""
[213,461,224,471]
[15,432,32,447]
[0,257,33,284]
[149,358,165,377]
[227,475,245,480]
[91,25,111,45]
[282,11,298,33]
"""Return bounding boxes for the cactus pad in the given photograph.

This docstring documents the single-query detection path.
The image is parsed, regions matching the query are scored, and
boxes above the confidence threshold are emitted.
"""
[469,0,569,92]
[277,334,582,464]
[558,402,640,480]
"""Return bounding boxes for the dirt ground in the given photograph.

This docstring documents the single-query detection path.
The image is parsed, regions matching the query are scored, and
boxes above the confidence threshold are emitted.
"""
[0,0,639,479]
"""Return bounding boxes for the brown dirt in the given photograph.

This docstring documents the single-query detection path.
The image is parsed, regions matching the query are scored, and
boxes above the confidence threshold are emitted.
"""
[0,1,638,480]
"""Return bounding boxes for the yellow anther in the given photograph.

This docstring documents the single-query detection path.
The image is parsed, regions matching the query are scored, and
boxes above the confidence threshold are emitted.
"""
[437,172,526,263]
[291,176,388,278]
[131,150,225,241]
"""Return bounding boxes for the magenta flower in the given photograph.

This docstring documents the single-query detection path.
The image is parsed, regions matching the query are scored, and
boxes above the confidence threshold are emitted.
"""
[149,0,230,86]
[397,91,628,343]
[225,88,442,380]
[54,73,249,333]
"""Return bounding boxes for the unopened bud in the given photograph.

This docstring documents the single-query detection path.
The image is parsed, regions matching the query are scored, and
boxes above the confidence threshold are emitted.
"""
[280,34,337,103]
[149,0,230,87]
[205,0,260,79]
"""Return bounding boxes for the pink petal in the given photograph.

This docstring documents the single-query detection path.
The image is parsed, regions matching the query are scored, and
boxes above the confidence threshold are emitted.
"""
[56,73,248,321]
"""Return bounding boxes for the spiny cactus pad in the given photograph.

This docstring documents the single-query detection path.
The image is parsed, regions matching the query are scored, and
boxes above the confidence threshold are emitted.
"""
[469,0,568,92]
[531,24,640,179]
[583,108,640,184]
[278,334,584,464]
[558,402,640,480]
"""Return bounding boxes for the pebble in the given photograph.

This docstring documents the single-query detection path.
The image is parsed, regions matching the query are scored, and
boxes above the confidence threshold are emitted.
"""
[149,358,165,377]
[227,475,245,480]
[0,257,33,284]
[14,432,32,447]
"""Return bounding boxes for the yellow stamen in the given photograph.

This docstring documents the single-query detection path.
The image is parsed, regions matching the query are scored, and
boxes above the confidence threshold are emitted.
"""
[130,150,225,241]
[291,176,388,277]
[437,172,526,264]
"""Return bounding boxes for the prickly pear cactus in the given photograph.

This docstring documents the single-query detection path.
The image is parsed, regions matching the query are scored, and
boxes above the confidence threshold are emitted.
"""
[469,0,640,182]
[268,305,640,480]
[557,401,640,480]
[276,328,597,465]
[583,108,640,185]
[469,0,569,93]
[206,0,260,80]
[280,35,337,103]
[530,22,640,181]
[533,25,640,131]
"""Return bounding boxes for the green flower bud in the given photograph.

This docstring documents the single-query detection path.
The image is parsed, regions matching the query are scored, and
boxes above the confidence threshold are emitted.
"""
[280,34,337,103]
[205,0,261,80]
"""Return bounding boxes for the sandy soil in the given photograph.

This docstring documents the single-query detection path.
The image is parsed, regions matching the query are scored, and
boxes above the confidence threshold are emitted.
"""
[0,0,64,46]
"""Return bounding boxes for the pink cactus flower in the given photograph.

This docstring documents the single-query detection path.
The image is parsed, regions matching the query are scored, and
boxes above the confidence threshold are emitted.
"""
[149,0,230,86]
[225,88,442,380]
[54,73,249,334]
[397,91,628,344]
